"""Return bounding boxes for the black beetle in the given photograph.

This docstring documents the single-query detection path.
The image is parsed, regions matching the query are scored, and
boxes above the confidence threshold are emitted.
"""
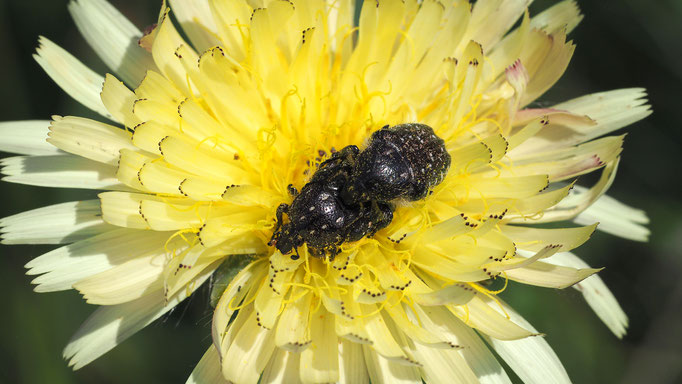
[269,123,450,259]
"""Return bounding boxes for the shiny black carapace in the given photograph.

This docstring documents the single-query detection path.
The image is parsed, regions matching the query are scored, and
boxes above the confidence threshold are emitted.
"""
[269,124,451,259]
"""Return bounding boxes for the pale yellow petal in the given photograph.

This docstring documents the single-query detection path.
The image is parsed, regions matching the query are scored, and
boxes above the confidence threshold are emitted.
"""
[0,120,62,156]
[68,0,156,86]
[300,309,340,384]
[101,74,141,127]
[34,37,111,119]
[186,345,229,384]
[222,310,277,384]
[169,0,219,52]
[48,116,135,165]
[261,348,303,384]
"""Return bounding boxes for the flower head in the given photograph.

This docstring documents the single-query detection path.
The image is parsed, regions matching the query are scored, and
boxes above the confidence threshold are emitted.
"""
[0,0,651,383]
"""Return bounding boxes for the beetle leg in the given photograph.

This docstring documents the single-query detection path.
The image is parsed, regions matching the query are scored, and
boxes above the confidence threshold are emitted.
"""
[287,184,299,197]
[337,144,360,160]
[319,145,359,169]
[369,201,394,236]
[274,203,289,233]
[326,246,338,262]
[290,247,301,260]
[268,203,287,246]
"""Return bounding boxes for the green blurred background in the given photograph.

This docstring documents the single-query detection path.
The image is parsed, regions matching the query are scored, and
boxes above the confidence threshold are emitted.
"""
[0,0,680,383]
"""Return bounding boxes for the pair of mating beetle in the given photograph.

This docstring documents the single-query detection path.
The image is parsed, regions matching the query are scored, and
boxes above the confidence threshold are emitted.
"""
[269,124,451,259]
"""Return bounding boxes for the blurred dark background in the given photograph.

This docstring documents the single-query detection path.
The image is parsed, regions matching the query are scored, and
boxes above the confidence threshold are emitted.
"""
[0,0,680,383]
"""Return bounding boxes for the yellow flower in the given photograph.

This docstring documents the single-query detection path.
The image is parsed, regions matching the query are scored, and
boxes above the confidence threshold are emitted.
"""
[0,0,651,383]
